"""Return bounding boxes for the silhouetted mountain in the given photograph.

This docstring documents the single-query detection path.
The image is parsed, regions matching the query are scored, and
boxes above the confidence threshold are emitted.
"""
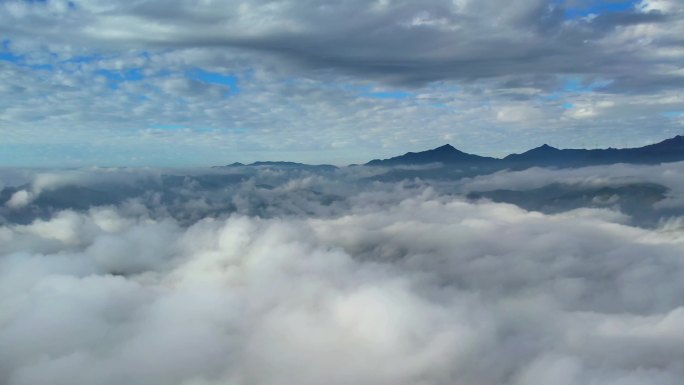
[365,135,684,168]
[505,144,560,162]
[216,135,684,170]
[366,144,497,166]
[503,135,684,168]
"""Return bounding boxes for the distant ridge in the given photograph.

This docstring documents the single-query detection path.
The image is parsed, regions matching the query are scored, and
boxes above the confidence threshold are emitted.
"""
[217,135,684,169]
[364,135,684,168]
[501,135,684,168]
[215,161,337,170]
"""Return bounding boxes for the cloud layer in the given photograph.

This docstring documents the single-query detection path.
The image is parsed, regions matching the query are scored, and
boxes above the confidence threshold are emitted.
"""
[2,0,682,86]
[2,163,684,384]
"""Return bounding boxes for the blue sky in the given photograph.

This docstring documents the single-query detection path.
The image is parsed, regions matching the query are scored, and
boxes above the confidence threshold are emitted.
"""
[560,0,641,18]
[0,0,682,166]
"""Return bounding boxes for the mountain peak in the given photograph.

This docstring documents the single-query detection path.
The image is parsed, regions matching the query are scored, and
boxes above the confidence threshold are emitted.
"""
[365,143,493,166]
[643,134,684,149]
[434,144,456,151]
[534,144,558,151]
[426,144,467,155]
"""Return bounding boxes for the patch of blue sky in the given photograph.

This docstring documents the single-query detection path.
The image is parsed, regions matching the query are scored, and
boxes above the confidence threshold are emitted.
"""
[540,76,611,102]
[558,0,639,19]
[662,111,683,118]
[21,0,77,10]
[185,68,239,93]
[0,48,52,70]
[1,42,65,72]
[562,102,574,109]
[562,76,612,92]
[62,54,103,64]
[0,51,21,63]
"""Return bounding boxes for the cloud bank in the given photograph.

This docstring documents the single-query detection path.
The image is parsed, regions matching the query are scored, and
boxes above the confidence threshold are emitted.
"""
[2,0,682,87]
[2,163,684,384]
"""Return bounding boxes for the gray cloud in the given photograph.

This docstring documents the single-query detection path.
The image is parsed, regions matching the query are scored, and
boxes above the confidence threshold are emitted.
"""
[1,0,682,89]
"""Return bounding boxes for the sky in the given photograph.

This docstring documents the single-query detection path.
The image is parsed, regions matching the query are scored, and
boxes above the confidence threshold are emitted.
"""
[1,0,683,166]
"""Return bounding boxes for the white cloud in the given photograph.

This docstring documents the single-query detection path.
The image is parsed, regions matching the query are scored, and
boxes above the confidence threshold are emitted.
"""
[638,0,682,13]
[496,105,545,123]
[6,190,32,209]
[1,165,684,384]
[460,161,684,197]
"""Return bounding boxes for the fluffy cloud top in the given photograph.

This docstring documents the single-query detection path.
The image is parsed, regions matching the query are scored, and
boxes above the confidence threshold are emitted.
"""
[1,163,684,384]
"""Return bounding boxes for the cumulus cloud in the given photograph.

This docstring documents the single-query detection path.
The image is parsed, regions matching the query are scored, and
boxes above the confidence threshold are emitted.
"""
[5,190,31,209]
[1,164,684,384]
[496,105,546,123]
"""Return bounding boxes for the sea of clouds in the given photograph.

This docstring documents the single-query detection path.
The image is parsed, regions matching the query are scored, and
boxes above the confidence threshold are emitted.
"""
[2,162,684,385]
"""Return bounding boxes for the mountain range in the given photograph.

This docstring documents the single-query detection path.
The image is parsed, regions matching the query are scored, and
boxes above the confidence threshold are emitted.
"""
[364,135,684,168]
[218,135,684,169]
